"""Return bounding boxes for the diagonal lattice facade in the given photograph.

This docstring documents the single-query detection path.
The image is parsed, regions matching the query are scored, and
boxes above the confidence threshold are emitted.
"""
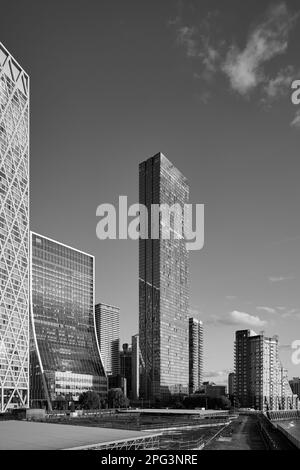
[0,43,29,412]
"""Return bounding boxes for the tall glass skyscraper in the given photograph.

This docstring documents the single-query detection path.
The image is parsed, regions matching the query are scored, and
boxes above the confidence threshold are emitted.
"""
[189,317,204,394]
[0,43,29,412]
[30,232,107,409]
[139,152,189,403]
[95,303,120,376]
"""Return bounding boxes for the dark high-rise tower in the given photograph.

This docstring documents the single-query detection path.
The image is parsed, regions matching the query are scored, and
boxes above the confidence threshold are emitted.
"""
[139,152,189,403]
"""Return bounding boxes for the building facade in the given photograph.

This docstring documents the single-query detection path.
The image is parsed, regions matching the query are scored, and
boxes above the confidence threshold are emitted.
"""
[189,317,204,394]
[139,152,189,403]
[203,382,226,398]
[235,330,297,411]
[228,372,235,397]
[131,334,140,400]
[289,377,300,399]
[120,343,132,398]
[0,43,30,412]
[95,302,120,376]
[30,232,107,409]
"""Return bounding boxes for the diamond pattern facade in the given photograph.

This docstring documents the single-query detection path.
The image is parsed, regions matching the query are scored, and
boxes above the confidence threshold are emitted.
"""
[0,43,29,412]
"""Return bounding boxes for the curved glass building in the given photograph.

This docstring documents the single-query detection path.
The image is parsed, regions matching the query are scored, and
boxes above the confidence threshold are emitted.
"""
[29,232,107,410]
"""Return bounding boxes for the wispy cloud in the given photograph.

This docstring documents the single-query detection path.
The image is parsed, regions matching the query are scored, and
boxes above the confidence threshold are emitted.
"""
[225,295,237,301]
[208,310,266,328]
[262,65,296,105]
[176,25,198,57]
[256,306,277,314]
[268,275,294,283]
[281,308,300,318]
[291,109,300,128]
[204,369,231,378]
[171,2,299,119]
[223,3,297,95]
[229,310,267,327]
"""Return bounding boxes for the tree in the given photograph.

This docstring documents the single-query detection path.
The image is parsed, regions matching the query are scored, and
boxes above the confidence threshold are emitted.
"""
[54,395,68,410]
[108,388,129,408]
[216,395,232,410]
[78,391,101,410]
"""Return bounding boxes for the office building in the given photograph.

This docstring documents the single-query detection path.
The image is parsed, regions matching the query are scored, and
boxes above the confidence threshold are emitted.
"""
[0,43,30,412]
[228,372,235,397]
[235,330,297,411]
[95,302,120,376]
[139,152,189,402]
[189,317,204,394]
[30,232,107,410]
[120,343,132,398]
[289,377,300,399]
[131,334,140,400]
[203,382,226,398]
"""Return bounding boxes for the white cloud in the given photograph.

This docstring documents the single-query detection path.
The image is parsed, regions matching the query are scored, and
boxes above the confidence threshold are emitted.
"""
[173,2,299,114]
[230,310,266,328]
[291,109,300,129]
[269,275,294,283]
[256,306,277,314]
[223,3,297,95]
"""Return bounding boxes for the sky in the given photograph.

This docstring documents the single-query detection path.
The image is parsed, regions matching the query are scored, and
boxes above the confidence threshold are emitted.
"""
[1,0,300,384]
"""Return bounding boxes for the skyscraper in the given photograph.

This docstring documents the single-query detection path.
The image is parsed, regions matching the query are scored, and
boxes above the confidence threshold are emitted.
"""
[131,334,140,401]
[95,302,120,376]
[189,317,204,394]
[30,232,107,410]
[120,343,132,398]
[235,330,297,411]
[289,377,300,399]
[139,152,189,403]
[0,43,30,412]
[228,372,235,398]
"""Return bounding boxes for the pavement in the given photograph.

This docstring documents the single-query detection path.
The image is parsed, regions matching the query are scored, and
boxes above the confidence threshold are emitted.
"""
[204,415,266,450]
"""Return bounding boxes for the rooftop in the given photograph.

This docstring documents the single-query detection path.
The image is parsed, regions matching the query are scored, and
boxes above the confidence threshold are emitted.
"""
[0,420,161,450]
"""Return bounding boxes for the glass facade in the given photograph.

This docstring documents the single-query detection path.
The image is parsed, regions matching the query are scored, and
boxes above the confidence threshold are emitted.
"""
[30,232,107,409]
[189,317,204,394]
[0,43,29,412]
[95,303,120,376]
[139,153,189,403]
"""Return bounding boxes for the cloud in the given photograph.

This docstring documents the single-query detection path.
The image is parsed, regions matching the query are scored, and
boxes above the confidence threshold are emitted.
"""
[291,109,300,128]
[203,369,231,378]
[281,308,300,318]
[172,2,299,116]
[173,10,223,80]
[226,295,237,300]
[256,306,277,314]
[262,65,296,104]
[203,369,231,385]
[176,26,198,57]
[208,310,266,328]
[229,310,267,327]
[268,275,294,283]
[223,3,298,95]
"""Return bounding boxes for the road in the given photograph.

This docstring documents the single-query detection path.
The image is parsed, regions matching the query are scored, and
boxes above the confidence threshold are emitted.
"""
[204,415,266,450]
